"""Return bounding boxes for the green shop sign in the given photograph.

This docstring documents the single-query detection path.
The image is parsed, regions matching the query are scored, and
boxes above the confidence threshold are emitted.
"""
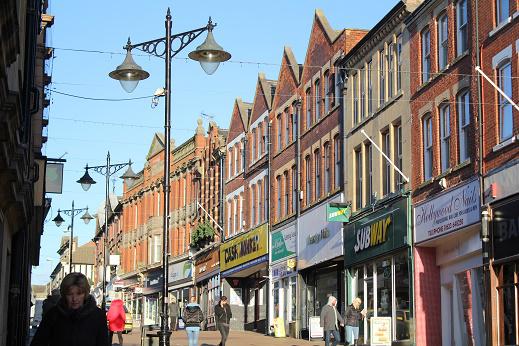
[327,203,351,222]
[271,226,296,262]
[344,197,409,266]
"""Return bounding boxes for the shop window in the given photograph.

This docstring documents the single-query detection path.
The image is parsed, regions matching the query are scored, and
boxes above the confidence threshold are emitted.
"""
[497,262,519,345]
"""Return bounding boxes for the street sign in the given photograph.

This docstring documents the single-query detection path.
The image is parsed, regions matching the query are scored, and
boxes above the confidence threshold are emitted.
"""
[326,203,351,222]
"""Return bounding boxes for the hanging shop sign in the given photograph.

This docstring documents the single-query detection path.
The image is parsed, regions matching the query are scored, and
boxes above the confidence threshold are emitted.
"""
[298,195,344,270]
[220,223,268,271]
[327,203,351,222]
[492,196,519,262]
[168,260,192,284]
[344,197,408,266]
[271,260,296,280]
[143,270,163,295]
[194,247,220,283]
[414,179,480,244]
[271,225,296,263]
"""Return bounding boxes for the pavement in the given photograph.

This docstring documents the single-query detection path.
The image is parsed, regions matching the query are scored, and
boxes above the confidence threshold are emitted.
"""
[119,329,327,346]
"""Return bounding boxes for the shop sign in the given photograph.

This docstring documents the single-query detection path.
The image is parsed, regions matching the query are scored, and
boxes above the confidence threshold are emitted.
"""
[143,270,163,294]
[194,248,220,283]
[271,225,296,262]
[327,203,351,222]
[344,197,408,266]
[220,224,268,271]
[271,260,296,280]
[371,317,392,346]
[298,195,344,270]
[414,179,480,243]
[492,197,519,262]
[168,260,192,283]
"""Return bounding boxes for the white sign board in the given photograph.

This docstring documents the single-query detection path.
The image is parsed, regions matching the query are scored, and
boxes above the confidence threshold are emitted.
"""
[414,179,480,243]
[371,317,392,346]
[298,194,344,270]
[109,255,120,266]
[308,316,323,339]
[230,287,243,306]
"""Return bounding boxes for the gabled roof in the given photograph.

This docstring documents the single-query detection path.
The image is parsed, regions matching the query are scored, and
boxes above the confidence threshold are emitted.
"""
[271,46,301,110]
[258,73,278,111]
[314,9,344,44]
[237,98,253,131]
[284,47,301,85]
[146,133,175,160]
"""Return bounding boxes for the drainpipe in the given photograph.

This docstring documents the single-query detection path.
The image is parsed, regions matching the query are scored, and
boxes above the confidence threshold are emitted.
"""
[266,121,272,335]
[295,97,302,337]
[474,2,491,345]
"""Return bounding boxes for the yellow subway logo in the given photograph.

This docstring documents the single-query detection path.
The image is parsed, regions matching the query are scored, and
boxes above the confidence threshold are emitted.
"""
[353,216,391,253]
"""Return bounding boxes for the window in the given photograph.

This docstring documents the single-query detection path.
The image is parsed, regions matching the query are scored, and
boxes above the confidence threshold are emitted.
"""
[397,35,403,91]
[306,88,312,130]
[355,148,363,209]
[284,171,289,216]
[440,104,451,172]
[292,103,298,141]
[324,72,330,114]
[234,147,239,175]
[334,136,341,188]
[324,143,331,194]
[239,194,244,231]
[285,109,290,145]
[457,0,468,55]
[382,131,391,196]
[394,123,403,191]
[422,28,431,83]
[153,234,161,263]
[242,142,245,171]
[315,79,321,121]
[496,0,509,24]
[438,13,449,70]
[498,61,513,141]
[379,49,385,105]
[366,143,373,206]
[227,201,232,236]
[368,60,373,114]
[423,116,433,180]
[292,167,297,214]
[263,120,268,154]
[315,150,321,199]
[388,43,394,98]
[264,176,268,221]
[329,71,335,108]
[251,130,256,162]
[305,156,312,206]
[276,176,281,219]
[233,198,238,234]
[251,185,256,226]
[458,91,470,161]
[257,127,261,158]
[258,181,263,224]
[353,73,359,124]
[335,66,342,104]
[228,149,232,178]
[277,114,282,152]
[360,67,366,118]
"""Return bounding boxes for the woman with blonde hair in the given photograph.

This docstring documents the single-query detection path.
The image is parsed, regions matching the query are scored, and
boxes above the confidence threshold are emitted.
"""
[345,297,366,346]
[31,272,109,346]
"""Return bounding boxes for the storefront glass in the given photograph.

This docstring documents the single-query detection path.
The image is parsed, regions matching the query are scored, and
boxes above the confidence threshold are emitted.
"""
[497,262,518,345]
[376,258,392,318]
[274,281,280,318]
[290,276,297,321]
[394,252,411,341]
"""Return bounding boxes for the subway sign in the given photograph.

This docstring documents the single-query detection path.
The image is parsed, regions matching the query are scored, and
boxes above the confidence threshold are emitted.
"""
[354,215,392,253]
[220,224,268,271]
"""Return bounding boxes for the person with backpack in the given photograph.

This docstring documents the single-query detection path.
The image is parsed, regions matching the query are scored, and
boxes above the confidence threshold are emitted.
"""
[183,296,204,346]
[214,296,232,346]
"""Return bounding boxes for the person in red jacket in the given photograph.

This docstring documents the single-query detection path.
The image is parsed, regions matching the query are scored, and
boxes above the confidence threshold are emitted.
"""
[106,299,126,345]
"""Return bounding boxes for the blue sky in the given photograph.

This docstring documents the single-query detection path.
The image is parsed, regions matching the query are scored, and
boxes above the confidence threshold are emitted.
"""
[33,0,398,284]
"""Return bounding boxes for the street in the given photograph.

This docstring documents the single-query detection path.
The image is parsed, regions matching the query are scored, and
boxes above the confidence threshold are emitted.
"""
[120,329,325,346]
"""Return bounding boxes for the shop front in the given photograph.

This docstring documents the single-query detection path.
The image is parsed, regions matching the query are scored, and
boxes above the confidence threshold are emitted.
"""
[116,275,142,326]
[168,258,194,318]
[345,195,412,346]
[414,179,485,346]
[220,223,268,333]
[142,269,163,325]
[194,246,220,330]
[269,222,297,336]
[490,195,519,345]
[298,195,344,339]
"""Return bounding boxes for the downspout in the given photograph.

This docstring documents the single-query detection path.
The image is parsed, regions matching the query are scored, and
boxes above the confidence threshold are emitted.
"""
[266,121,272,335]
[295,97,302,337]
[219,150,225,242]
[474,2,491,345]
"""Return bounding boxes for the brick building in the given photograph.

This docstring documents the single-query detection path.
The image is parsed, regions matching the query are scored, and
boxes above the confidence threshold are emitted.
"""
[118,120,226,326]
[475,0,519,344]
[406,0,485,345]
[339,1,417,344]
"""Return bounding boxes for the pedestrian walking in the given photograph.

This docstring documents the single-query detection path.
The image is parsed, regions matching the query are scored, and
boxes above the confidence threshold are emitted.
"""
[30,272,109,346]
[169,296,179,331]
[107,298,126,345]
[183,296,204,346]
[345,297,366,346]
[215,296,232,346]
[320,295,344,346]
[41,293,60,320]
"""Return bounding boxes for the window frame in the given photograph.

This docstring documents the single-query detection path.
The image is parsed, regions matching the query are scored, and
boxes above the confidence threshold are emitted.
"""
[379,49,385,106]
[382,130,391,196]
[440,103,451,172]
[496,0,510,25]
[305,155,312,206]
[423,115,433,180]
[315,78,321,121]
[324,71,330,114]
[276,175,282,219]
[421,28,431,83]
[457,90,471,161]
[438,12,449,70]
[456,0,468,56]
[355,148,363,209]
[353,73,359,124]
[368,60,373,115]
[394,123,403,191]
[388,43,395,98]
[306,88,312,130]
[314,149,321,200]
[498,61,513,141]
[324,142,331,194]
[277,114,282,152]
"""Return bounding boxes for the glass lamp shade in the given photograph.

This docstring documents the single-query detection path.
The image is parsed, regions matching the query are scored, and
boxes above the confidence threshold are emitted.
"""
[53,211,65,227]
[188,29,231,75]
[109,49,150,93]
[80,210,94,225]
[120,164,139,188]
[77,169,96,191]
[200,60,220,75]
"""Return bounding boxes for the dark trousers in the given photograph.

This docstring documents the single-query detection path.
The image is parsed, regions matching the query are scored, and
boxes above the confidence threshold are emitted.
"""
[217,323,230,346]
[170,316,178,331]
[324,329,340,346]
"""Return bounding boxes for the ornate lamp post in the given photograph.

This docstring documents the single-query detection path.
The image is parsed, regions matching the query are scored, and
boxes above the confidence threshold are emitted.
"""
[109,9,230,346]
[52,201,94,270]
[77,153,138,309]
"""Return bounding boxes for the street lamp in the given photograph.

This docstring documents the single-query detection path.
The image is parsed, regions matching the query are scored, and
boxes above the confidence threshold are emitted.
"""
[109,9,230,346]
[77,152,138,310]
[52,201,93,270]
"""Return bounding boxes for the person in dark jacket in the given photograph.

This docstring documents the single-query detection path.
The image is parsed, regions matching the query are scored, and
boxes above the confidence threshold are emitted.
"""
[30,272,109,346]
[214,296,232,346]
[169,296,179,331]
[183,296,204,346]
[320,295,344,346]
[345,297,366,345]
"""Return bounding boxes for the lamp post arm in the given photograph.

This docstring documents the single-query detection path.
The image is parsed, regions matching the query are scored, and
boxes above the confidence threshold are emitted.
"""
[61,204,90,270]
[88,161,130,178]
[128,25,209,59]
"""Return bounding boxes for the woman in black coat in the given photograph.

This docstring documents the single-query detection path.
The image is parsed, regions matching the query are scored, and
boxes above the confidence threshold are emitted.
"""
[31,272,109,346]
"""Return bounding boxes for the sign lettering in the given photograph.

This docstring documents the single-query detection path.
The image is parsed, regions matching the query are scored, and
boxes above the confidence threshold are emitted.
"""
[354,216,391,253]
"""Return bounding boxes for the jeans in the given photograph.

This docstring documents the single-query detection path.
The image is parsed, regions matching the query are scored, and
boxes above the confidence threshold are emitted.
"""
[345,325,359,343]
[185,326,200,346]
[217,323,230,346]
[324,329,340,346]
[170,316,178,331]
